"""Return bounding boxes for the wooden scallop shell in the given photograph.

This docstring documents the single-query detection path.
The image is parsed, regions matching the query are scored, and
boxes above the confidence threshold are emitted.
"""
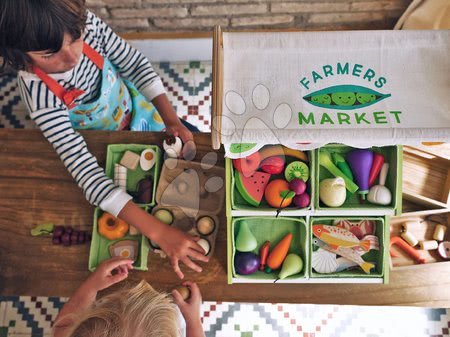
[312,248,338,274]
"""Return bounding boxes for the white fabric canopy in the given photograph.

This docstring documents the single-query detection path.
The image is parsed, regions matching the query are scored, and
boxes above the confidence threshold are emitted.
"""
[219,30,450,158]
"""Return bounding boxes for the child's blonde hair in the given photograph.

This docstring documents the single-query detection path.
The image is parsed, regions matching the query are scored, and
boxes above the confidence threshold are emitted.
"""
[65,281,180,337]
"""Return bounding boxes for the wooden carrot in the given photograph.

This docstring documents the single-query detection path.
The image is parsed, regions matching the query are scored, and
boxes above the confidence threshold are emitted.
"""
[265,233,293,273]
[259,241,271,271]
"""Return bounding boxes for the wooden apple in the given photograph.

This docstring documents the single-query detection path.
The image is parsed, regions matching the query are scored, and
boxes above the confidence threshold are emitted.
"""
[232,152,261,177]
[264,179,294,208]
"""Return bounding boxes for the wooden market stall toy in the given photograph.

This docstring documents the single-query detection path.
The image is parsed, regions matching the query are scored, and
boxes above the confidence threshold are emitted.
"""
[211,27,450,284]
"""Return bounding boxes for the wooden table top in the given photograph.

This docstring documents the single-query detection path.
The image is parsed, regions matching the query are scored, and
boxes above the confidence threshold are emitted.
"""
[1,129,450,306]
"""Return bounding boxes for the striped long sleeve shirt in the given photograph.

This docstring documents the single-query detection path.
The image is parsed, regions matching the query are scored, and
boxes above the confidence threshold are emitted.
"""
[17,11,166,217]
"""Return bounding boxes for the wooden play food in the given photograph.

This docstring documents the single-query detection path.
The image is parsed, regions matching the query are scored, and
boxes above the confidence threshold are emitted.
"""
[98,213,129,240]
[264,179,293,208]
[197,238,211,255]
[316,145,401,213]
[163,135,182,158]
[154,159,224,259]
[232,152,261,177]
[234,252,260,275]
[367,163,392,205]
[196,216,216,236]
[265,233,293,272]
[368,152,385,187]
[390,236,425,264]
[136,177,153,204]
[259,145,308,162]
[154,209,174,225]
[140,149,157,171]
[89,208,150,271]
[259,241,270,271]
[120,150,140,170]
[173,286,191,301]
[284,161,309,182]
[319,178,346,207]
[346,149,374,200]
[105,144,161,207]
[235,221,257,252]
[235,171,271,207]
[319,151,359,193]
[259,156,285,174]
[278,254,303,280]
[109,240,139,260]
[438,242,450,260]
[390,213,450,269]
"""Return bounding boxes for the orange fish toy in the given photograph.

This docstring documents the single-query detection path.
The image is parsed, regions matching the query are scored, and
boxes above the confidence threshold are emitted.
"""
[312,225,370,251]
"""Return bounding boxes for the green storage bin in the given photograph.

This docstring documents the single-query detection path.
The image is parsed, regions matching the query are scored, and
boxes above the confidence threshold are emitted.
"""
[105,144,161,207]
[309,217,387,281]
[229,217,308,282]
[88,207,150,271]
[315,145,402,214]
[229,149,314,211]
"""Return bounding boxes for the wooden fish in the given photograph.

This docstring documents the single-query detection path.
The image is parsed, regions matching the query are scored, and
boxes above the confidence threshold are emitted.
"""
[312,224,370,251]
[314,238,374,274]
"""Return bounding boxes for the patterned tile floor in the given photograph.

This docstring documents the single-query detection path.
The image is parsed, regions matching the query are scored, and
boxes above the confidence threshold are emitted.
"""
[0,61,212,132]
[0,296,449,337]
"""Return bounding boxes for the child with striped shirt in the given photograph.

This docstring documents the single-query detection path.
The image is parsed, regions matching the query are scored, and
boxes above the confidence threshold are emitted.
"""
[0,0,208,278]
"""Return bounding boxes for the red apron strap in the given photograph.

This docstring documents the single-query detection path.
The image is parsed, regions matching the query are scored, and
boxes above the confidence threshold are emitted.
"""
[32,42,104,109]
[32,66,68,105]
[83,42,104,70]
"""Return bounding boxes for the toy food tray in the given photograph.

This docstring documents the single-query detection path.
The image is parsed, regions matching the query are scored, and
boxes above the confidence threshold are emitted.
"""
[105,144,161,207]
[309,217,387,281]
[151,205,220,257]
[229,217,308,283]
[228,146,314,213]
[315,145,402,215]
[154,158,225,257]
[88,207,150,271]
[390,212,450,269]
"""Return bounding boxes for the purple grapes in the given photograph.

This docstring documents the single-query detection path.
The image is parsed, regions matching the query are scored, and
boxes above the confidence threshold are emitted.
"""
[51,226,91,246]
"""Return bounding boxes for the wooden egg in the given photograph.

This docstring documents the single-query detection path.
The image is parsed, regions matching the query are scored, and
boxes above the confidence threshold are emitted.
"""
[140,149,157,171]
[197,238,211,255]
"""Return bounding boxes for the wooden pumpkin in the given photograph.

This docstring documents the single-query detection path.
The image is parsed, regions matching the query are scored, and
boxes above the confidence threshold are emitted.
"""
[98,212,129,240]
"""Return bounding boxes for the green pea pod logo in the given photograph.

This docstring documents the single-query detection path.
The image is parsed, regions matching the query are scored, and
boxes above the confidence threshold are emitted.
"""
[303,85,391,110]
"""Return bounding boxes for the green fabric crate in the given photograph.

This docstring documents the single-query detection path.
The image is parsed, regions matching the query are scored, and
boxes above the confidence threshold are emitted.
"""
[228,150,315,211]
[105,144,161,207]
[88,207,150,271]
[229,217,308,282]
[309,217,387,281]
[315,145,402,214]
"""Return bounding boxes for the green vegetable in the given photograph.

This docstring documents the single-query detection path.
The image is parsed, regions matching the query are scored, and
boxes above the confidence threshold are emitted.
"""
[319,151,359,193]
[31,222,55,236]
[331,152,356,197]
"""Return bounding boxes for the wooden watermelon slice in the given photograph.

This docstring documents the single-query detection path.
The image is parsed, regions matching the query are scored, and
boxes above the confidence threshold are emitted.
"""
[235,171,271,207]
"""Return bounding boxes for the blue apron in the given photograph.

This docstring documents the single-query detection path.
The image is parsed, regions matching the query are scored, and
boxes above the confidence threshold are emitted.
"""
[33,42,165,131]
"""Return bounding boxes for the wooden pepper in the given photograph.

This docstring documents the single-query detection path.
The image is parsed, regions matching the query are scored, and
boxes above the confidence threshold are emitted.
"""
[259,241,271,271]
[98,213,129,240]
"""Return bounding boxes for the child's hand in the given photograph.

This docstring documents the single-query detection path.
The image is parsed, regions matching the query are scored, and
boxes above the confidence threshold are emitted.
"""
[166,122,196,161]
[85,257,133,292]
[172,281,203,327]
[155,226,209,279]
